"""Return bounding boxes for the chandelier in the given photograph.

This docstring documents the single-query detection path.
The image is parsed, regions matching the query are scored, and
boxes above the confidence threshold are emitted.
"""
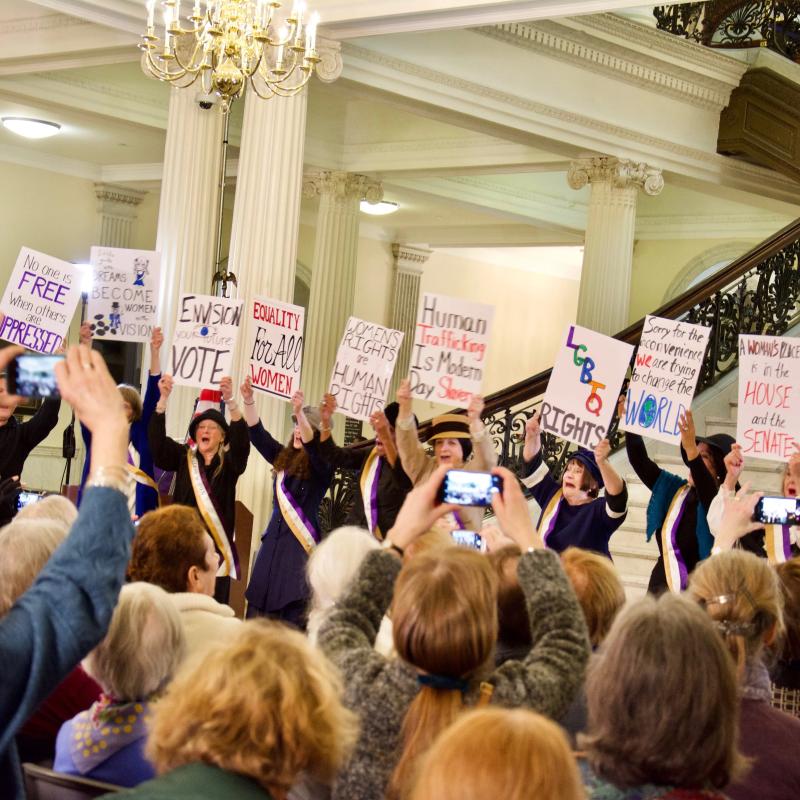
[140,0,321,111]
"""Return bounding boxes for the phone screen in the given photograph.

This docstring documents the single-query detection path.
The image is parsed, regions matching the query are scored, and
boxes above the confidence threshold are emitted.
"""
[16,490,47,510]
[451,530,483,550]
[9,354,63,399]
[439,470,502,507]
[753,496,800,526]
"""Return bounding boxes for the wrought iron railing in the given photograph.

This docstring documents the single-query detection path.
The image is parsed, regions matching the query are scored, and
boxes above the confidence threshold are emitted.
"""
[320,218,800,532]
[653,0,800,61]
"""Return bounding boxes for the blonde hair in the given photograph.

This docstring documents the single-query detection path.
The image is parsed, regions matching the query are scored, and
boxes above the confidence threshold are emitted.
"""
[689,549,784,677]
[146,620,358,795]
[306,526,380,643]
[16,494,77,530]
[84,582,184,701]
[410,708,585,800]
[582,593,744,789]
[0,519,67,616]
[561,547,626,647]
[389,549,498,800]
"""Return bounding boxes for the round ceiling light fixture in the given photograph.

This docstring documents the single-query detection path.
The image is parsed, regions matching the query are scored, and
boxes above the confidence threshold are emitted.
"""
[360,200,399,216]
[2,117,62,139]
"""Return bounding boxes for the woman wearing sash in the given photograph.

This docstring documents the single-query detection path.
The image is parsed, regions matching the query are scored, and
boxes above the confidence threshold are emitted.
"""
[148,374,250,604]
[77,325,164,518]
[518,410,627,559]
[622,397,734,594]
[240,378,333,629]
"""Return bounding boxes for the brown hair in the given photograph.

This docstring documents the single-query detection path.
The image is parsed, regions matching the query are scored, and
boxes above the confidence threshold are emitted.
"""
[775,558,800,661]
[273,436,313,480]
[689,549,784,677]
[128,506,208,593]
[118,384,143,422]
[581,593,744,790]
[564,458,599,498]
[388,549,498,800]
[146,620,358,796]
[487,546,531,652]
[410,708,585,800]
[561,547,626,647]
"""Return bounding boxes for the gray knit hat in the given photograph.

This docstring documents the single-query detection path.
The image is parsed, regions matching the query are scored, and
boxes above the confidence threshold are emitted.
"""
[292,406,322,432]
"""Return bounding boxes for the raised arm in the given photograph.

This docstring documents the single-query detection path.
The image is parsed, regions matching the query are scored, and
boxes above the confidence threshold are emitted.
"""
[680,410,719,512]
[595,438,626,501]
[619,397,661,490]
[518,412,560,506]
[467,394,497,471]
[148,374,186,471]
[395,378,430,484]
[371,409,399,467]
[240,376,282,465]
[148,326,163,376]
[292,390,314,444]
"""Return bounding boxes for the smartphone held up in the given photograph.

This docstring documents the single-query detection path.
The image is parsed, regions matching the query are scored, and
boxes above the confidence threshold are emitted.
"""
[437,469,502,507]
[6,352,63,399]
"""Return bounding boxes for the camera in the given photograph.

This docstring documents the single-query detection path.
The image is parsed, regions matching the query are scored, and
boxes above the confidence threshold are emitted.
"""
[195,92,219,110]
[437,470,502,507]
[753,496,800,526]
[6,353,64,399]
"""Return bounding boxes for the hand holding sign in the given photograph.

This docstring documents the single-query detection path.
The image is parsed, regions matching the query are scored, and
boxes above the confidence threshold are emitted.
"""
[240,375,254,405]
[158,374,174,404]
[678,410,698,460]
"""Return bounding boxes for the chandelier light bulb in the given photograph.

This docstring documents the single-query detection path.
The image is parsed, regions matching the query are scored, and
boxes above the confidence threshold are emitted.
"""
[1,117,62,139]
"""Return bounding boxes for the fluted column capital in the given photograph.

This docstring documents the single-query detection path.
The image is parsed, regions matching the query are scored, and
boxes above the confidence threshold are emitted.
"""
[392,243,432,274]
[567,156,664,196]
[302,170,383,203]
[316,36,343,83]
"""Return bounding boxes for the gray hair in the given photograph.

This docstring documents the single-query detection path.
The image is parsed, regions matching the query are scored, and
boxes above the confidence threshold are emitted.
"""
[16,495,78,530]
[84,582,185,701]
[0,519,67,616]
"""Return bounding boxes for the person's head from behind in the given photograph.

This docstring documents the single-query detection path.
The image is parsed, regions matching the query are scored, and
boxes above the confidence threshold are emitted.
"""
[118,384,144,424]
[410,708,585,800]
[84,582,184,703]
[487,545,531,655]
[689,549,783,676]
[775,558,800,665]
[146,620,358,796]
[128,506,220,596]
[581,593,743,791]
[389,548,497,799]
[306,525,380,641]
[561,547,626,648]
[0,519,66,616]
[16,494,78,531]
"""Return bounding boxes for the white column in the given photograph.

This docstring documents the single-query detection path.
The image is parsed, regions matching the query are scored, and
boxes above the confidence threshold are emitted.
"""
[301,171,382,410]
[154,86,224,436]
[389,243,430,394]
[568,157,663,335]
[94,183,145,248]
[227,39,343,534]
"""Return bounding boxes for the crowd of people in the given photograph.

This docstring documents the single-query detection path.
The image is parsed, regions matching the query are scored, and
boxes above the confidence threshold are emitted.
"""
[0,340,799,800]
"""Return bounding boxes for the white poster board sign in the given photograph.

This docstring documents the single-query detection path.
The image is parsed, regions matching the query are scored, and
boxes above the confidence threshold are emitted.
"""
[247,296,305,401]
[0,247,82,353]
[86,247,160,343]
[328,316,404,422]
[171,294,244,388]
[408,292,494,405]
[541,323,634,449]
[621,315,710,444]
[736,334,800,462]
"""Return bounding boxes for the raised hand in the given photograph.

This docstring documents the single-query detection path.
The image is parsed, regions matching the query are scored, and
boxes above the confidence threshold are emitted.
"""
[292,390,305,417]
[490,466,540,551]
[467,394,485,426]
[158,374,174,404]
[723,444,745,489]
[370,409,390,437]
[715,484,765,551]
[240,375,254,404]
[219,376,233,403]
[150,326,164,351]
[594,438,611,465]
[523,411,542,462]
[320,393,336,426]
[397,378,412,417]
[679,409,698,459]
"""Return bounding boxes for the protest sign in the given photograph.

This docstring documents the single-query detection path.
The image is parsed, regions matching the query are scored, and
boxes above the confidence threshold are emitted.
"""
[736,334,800,462]
[171,294,244,388]
[0,247,82,353]
[621,315,710,444]
[328,317,404,421]
[247,296,305,400]
[541,324,634,449]
[408,292,494,405]
[86,247,160,343]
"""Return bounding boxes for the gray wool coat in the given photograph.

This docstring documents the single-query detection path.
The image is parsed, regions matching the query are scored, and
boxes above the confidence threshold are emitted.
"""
[317,547,591,800]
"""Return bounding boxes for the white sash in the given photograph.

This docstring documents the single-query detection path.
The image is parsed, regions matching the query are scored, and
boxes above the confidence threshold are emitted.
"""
[765,524,793,565]
[660,484,691,593]
[275,471,319,555]
[187,449,238,579]
[537,490,563,547]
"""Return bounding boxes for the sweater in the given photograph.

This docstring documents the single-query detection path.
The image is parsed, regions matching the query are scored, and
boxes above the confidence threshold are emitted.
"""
[169,592,240,664]
[108,762,271,799]
[0,487,134,800]
[318,548,590,800]
[0,396,60,525]
[520,453,627,558]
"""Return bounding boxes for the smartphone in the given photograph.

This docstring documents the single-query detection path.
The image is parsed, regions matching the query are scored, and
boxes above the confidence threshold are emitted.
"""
[438,469,502,507]
[753,496,800,526]
[451,530,484,551]
[16,490,48,510]
[6,353,63,399]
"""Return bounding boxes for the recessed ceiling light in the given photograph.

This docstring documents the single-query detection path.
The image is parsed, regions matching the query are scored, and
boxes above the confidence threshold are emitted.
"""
[2,117,61,139]
[360,200,399,216]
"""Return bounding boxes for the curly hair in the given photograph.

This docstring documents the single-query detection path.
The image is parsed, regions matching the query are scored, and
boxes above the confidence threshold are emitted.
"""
[272,434,317,480]
[128,506,208,593]
[146,620,359,795]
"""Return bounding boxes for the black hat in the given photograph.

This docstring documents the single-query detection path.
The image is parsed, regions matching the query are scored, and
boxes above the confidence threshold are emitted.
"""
[681,432,734,481]
[382,401,418,431]
[564,448,604,489]
[189,409,229,443]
